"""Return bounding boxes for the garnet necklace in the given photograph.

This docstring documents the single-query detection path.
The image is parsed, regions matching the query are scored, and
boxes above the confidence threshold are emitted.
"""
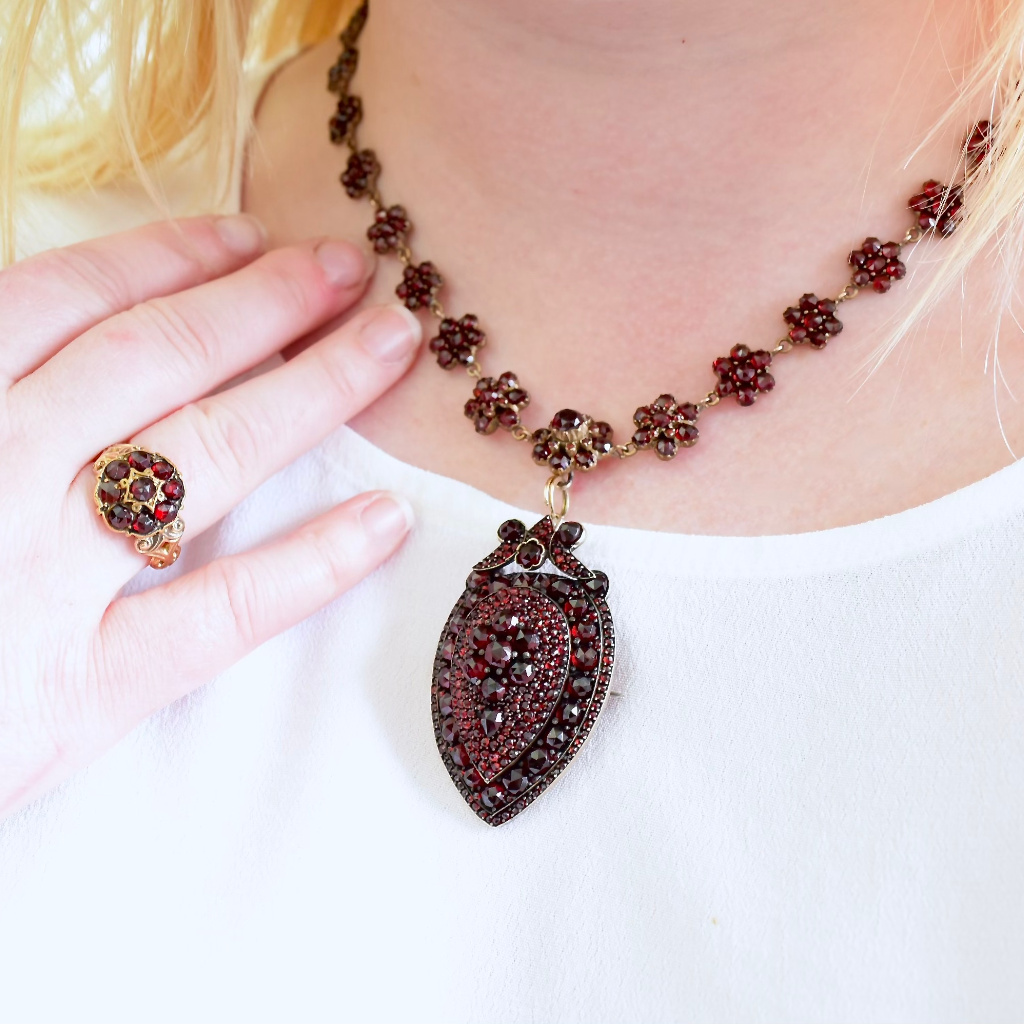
[327,2,992,826]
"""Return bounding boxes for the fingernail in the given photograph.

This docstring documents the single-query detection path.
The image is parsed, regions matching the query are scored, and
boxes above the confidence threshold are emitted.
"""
[314,239,366,289]
[360,492,415,542]
[215,214,267,255]
[358,304,422,363]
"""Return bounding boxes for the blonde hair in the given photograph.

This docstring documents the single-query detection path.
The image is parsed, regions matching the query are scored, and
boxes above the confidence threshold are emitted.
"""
[0,0,358,263]
[1,0,1023,377]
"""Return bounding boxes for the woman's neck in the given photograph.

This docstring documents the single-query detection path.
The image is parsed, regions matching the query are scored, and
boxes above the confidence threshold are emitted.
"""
[353,0,975,405]
[247,0,1021,534]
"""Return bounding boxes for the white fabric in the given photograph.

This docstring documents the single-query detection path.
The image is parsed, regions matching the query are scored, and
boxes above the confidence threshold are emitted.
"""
[2,64,1024,1024]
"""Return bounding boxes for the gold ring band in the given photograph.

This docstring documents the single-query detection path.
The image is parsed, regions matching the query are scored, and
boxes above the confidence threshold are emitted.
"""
[93,445,186,570]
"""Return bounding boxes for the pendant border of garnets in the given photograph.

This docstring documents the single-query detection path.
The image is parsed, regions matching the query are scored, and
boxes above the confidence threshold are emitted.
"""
[432,515,614,826]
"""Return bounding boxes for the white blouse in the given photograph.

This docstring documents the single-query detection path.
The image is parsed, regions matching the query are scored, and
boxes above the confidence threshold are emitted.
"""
[2,67,1022,1024]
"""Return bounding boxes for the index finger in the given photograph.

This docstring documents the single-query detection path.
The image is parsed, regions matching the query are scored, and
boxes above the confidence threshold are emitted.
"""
[0,214,267,385]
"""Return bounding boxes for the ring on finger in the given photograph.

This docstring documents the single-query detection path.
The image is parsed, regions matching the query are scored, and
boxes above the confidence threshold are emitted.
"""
[93,445,187,569]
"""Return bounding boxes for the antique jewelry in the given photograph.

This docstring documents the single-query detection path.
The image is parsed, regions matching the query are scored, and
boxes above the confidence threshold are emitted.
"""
[94,445,186,569]
[328,2,993,825]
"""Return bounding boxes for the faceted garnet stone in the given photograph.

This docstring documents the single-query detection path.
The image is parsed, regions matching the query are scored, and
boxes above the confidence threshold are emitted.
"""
[432,516,615,826]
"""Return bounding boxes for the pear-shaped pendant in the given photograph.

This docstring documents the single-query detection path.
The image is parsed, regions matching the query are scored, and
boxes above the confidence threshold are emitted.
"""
[431,515,614,825]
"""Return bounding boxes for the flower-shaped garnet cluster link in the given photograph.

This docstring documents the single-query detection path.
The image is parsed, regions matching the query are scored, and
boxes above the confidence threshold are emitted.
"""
[531,409,614,472]
[341,149,379,198]
[366,205,410,254]
[429,314,486,370]
[396,261,443,310]
[465,373,530,434]
[631,395,699,460]
[908,181,963,237]
[327,46,358,94]
[848,237,906,293]
[329,95,362,144]
[783,294,844,349]
[713,345,775,406]
[96,449,185,537]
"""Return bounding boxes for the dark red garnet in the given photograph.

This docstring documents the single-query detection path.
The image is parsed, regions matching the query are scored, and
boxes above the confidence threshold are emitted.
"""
[127,450,152,472]
[106,504,134,531]
[132,510,158,535]
[105,460,130,482]
[555,521,584,548]
[162,479,184,501]
[153,501,178,524]
[151,461,174,480]
[97,481,121,506]
[518,538,545,568]
[552,409,584,431]
[498,519,526,543]
[130,477,156,502]
[432,515,615,825]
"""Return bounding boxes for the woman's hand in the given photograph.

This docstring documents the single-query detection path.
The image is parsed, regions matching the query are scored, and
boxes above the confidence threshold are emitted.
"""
[0,214,421,820]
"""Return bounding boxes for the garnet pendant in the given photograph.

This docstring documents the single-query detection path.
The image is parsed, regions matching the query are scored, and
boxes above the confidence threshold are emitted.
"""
[432,515,615,825]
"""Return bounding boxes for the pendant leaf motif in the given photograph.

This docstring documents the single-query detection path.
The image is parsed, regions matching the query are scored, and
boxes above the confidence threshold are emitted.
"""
[432,517,614,825]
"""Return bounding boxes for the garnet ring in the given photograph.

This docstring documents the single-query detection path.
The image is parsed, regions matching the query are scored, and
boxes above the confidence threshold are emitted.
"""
[93,445,186,569]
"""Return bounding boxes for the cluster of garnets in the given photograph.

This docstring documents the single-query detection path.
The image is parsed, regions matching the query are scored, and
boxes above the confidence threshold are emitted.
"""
[97,451,184,536]
[329,7,995,461]
[437,526,606,813]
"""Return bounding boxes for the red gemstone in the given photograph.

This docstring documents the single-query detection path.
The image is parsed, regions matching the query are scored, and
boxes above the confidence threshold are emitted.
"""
[546,726,569,749]
[560,700,584,726]
[481,677,507,703]
[573,621,598,641]
[570,675,593,698]
[127,450,152,472]
[572,644,599,669]
[450,743,471,768]
[481,784,506,809]
[132,509,158,535]
[463,767,484,789]
[526,748,551,774]
[510,660,534,684]
[555,521,584,548]
[552,409,584,431]
[162,479,184,501]
[484,639,512,667]
[464,655,489,680]
[106,504,134,531]
[481,708,505,737]
[438,689,454,716]
[504,768,530,795]
[518,538,545,568]
[498,519,526,543]
[441,718,459,744]
[96,481,121,506]
[105,460,130,482]
[130,477,156,502]
[153,501,178,524]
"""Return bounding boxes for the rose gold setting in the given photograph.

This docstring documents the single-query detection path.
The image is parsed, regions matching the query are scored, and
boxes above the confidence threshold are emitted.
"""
[93,445,186,570]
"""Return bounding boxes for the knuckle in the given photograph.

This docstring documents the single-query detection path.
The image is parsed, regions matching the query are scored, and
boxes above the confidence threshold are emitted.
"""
[252,250,322,322]
[317,345,365,409]
[210,558,264,650]
[127,297,219,373]
[182,399,267,490]
[27,245,136,312]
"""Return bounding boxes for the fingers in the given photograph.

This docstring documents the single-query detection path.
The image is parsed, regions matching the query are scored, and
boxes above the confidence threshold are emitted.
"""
[130,304,422,536]
[11,237,372,469]
[0,215,268,385]
[98,491,413,720]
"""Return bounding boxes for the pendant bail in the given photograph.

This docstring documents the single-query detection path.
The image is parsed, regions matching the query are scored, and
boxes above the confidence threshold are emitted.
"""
[544,471,573,525]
